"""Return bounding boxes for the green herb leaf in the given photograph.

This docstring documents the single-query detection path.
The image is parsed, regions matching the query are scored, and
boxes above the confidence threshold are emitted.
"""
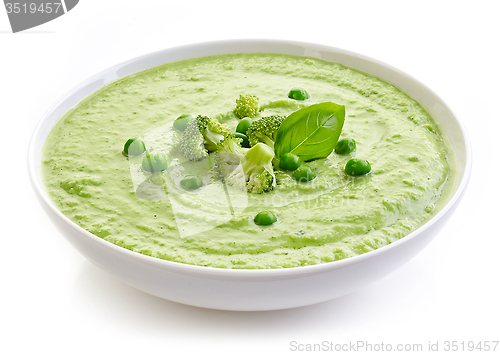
[274,102,345,161]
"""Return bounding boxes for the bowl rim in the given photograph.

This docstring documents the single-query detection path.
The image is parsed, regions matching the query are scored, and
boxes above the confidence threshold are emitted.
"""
[28,38,472,277]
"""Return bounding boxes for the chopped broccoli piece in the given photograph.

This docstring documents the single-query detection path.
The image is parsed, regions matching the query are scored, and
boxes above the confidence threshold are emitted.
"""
[180,115,231,161]
[246,115,285,149]
[213,135,247,179]
[234,95,259,119]
[216,142,276,194]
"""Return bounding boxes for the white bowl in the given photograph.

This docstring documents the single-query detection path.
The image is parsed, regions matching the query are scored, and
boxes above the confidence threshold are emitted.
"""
[28,40,471,311]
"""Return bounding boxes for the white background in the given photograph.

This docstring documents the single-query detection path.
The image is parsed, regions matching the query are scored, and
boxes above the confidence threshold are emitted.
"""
[1,1,499,354]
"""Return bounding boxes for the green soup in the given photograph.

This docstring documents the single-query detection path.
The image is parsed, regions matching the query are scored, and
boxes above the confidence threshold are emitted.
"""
[42,53,454,269]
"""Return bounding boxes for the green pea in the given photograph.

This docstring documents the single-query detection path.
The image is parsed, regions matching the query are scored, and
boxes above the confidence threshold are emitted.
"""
[279,153,302,171]
[292,165,316,182]
[232,132,250,148]
[122,138,146,156]
[288,87,310,101]
[345,158,371,176]
[142,152,168,173]
[254,211,278,226]
[335,138,357,155]
[180,175,204,190]
[236,117,253,135]
[173,114,194,131]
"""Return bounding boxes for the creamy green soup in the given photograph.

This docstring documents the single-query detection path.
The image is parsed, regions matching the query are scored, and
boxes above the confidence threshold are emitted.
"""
[42,53,454,269]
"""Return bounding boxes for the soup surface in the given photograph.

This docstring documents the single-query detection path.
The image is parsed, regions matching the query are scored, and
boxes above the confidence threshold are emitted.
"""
[42,53,453,269]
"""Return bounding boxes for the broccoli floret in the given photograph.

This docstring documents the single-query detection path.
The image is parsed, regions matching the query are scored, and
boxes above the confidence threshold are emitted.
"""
[180,119,207,161]
[180,115,231,161]
[217,142,276,194]
[247,170,274,194]
[217,135,247,156]
[246,115,285,149]
[234,95,259,119]
[196,115,231,151]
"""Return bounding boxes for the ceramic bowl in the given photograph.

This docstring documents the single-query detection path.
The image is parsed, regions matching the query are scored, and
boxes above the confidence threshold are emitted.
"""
[28,40,471,311]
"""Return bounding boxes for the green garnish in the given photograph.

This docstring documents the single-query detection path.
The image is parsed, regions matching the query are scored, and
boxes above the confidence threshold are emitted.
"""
[215,141,276,194]
[232,132,250,148]
[236,117,254,135]
[292,165,316,182]
[173,114,194,131]
[288,87,310,101]
[345,158,371,176]
[279,153,302,171]
[180,175,204,190]
[335,138,356,155]
[246,115,285,149]
[234,95,259,119]
[142,152,168,173]
[123,138,146,156]
[254,211,278,226]
[274,102,345,162]
[180,115,231,161]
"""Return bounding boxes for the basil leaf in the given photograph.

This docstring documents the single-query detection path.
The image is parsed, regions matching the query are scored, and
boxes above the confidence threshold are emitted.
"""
[274,102,345,161]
